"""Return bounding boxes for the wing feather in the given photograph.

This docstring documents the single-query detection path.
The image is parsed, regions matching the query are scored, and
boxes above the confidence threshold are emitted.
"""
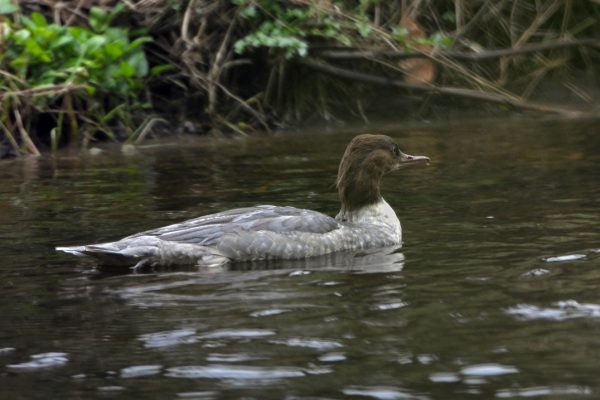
[128,205,340,245]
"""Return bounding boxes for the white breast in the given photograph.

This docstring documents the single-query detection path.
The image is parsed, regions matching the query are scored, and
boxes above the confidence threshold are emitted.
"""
[335,199,402,243]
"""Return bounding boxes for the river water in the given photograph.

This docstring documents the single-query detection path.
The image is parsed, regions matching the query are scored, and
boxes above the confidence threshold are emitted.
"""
[1,117,599,399]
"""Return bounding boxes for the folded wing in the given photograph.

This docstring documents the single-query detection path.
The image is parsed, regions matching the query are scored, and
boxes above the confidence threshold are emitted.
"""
[128,205,341,246]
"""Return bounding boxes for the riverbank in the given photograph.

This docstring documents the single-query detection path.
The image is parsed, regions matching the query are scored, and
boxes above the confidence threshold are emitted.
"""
[1,0,599,157]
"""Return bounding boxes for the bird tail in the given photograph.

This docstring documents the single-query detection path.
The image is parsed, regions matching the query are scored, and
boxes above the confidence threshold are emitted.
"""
[56,236,228,269]
[56,243,146,267]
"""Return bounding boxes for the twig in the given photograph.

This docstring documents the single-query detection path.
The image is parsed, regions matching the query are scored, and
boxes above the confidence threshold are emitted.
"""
[64,0,88,26]
[216,115,249,136]
[181,0,196,44]
[314,38,600,61]
[0,120,21,157]
[0,70,26,85]
[130,117,167,144]
[456,0,510,37]
[0,84,87,101]
[13,108,41,157]
[514,0,562,48]
[216,81,271,132]
[301,58,585,117]
[63,92,79,143]
[207,14,236,117]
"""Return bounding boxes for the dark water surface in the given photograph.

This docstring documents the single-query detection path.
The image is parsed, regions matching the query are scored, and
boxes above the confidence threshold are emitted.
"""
[1,118,599,399]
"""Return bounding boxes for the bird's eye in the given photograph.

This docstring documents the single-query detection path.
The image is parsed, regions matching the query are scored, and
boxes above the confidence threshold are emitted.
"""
[393,145,400,156]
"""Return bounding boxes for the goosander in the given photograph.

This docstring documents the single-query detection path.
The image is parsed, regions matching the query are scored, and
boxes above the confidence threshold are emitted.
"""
[57,134,429,269]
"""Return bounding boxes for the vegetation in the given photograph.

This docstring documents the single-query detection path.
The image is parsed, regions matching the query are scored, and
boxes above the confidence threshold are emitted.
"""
[1,0,599,156]
[0,2,165,156]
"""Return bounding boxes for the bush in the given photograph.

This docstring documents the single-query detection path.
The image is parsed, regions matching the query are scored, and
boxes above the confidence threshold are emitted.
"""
[0,2,161,155]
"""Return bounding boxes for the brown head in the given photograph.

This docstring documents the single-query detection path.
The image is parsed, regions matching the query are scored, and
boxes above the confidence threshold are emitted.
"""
[336,134,429,213]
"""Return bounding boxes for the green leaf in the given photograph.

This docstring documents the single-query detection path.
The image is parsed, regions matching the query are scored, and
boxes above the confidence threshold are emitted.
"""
[429,32,454,47]
[107,3,126,21]
[240,5,257,18]
[25,37,51,62]
[336,35,352,47]
[129,36,152,50]
[0,0,19,14]
[67,26,91,42]
[89,6,108,32]
[103,27,127,43]
[441,36,454,47]
[355,20,372,38]
[40,70,68,83]
[118,61,135,78]
[12,29,31,44]
[233,39,246,54]
[150,64,174,76]
[30,12,48,27]
[104,41,125,60]
[442,11,456,24]
[9,55,29,71]
[85,35,107,53]
[392,26,409,42]
[127,51,148,77]
[49,34,74,50]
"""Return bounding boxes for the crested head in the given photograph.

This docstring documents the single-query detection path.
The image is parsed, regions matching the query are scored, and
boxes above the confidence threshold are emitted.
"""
[336,134,429,213]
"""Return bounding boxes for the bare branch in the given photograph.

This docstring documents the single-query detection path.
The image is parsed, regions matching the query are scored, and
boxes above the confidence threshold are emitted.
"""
[314,38,600,61]
[301,58,586,117]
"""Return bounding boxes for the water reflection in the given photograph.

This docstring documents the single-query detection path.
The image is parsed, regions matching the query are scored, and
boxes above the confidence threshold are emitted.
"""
[120,364,162,378]
[460,363,519,377]
[496,386,593,398]
[6,352,69,371]
[506,300,600,321]
[343,386,428,400]
[226,245,404,273]
[165,364,307,380]
[138,329,198,348]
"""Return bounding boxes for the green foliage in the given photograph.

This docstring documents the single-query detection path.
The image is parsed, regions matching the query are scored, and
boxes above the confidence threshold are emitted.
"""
[234,0,350,58]
[233,0,453,59]
[0,0,19,15]
[0,5,167,153]
[2,9,151,98]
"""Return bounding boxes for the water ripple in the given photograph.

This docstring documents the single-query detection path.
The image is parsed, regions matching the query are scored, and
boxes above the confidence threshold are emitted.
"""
[318,352,347,362]
[343,386,428,400]
[120,364,163,378]
[521,268,550,278]
[460,363,519,377]
[176,391,218,399]
[6,352,68,371]
[373,301,408,311]
[289,270,311,276]
[250,308,287,317]
[496,385,592,398]
[506,300,600,320]
[543,254,587,263]
[138,328,197,348]
[0,347,15,354]
[165,364,305,380]
[270,337,343,350]
[429,372,460,383]
[199,329,276,339]
[206,353,263,363]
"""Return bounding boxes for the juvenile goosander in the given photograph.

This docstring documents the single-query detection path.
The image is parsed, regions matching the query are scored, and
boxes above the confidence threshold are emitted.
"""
[57,134,429,269]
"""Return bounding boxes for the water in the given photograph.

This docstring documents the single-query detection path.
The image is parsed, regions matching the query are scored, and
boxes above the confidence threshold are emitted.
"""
[1,117,599,399]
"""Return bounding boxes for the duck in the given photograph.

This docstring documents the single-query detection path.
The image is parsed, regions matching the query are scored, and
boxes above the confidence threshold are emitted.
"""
[56,134,429,269]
